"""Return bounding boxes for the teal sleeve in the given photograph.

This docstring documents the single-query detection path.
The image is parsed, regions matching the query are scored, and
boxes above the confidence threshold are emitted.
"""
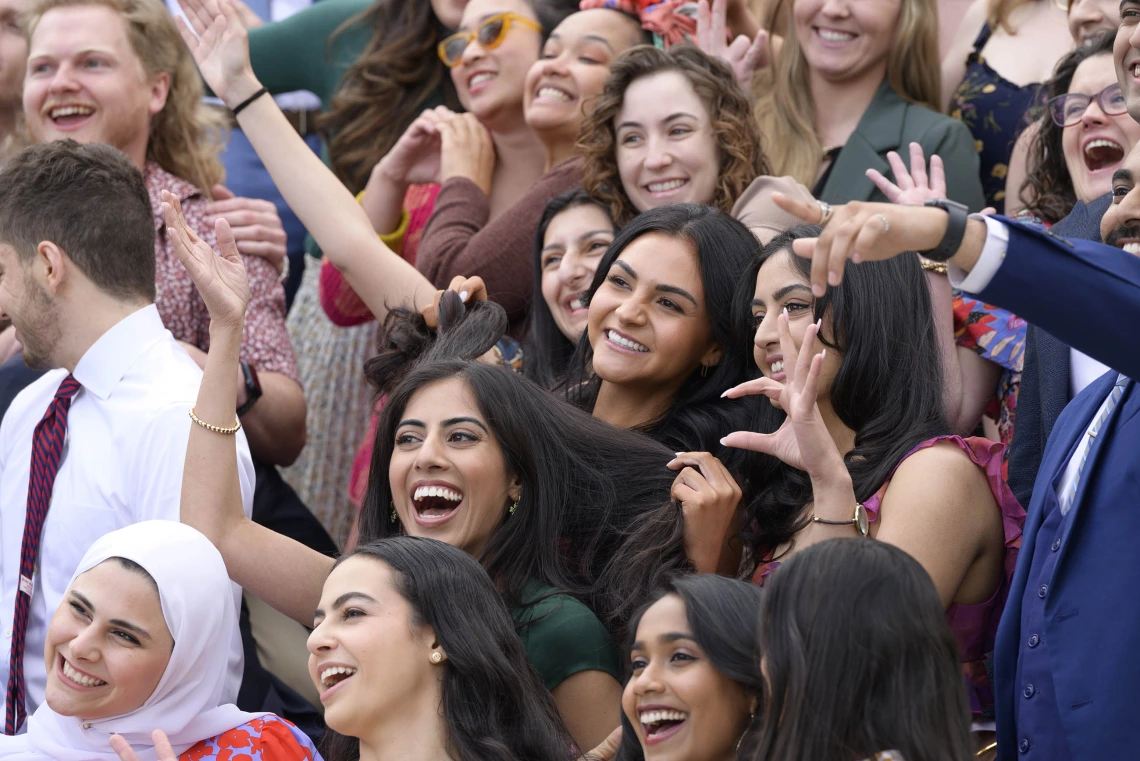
[246,0,373,103]
[926,118,988,213]
[514,594,623,692]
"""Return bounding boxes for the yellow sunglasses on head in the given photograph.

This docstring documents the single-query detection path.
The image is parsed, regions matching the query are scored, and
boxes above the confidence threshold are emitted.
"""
[438,12,544,68]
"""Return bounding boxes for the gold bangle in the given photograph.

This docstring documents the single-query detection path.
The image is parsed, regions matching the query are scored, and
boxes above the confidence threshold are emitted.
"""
[920,258,948,275]
[188,407,241,435]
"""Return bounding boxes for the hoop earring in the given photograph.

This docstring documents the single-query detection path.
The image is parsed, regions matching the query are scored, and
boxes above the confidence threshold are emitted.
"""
[735,712,755,752]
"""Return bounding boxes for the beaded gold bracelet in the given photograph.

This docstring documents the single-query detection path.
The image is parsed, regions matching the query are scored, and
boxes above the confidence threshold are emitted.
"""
[920,258,948,275]
[188,407,241,435]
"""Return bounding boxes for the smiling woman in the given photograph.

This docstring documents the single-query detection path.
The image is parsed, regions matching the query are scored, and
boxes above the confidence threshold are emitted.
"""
[0,521,320,761]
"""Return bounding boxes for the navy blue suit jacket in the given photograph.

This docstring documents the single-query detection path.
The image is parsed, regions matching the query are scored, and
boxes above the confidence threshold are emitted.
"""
[980,219,1140,759]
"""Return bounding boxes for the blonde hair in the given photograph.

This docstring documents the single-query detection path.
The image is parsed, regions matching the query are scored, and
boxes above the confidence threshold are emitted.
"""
[753,0,941,186]
[25,0,227,194]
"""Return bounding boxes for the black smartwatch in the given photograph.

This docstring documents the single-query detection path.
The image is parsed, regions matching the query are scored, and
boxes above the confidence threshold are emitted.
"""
[237,360,263,417]
[920,198,970,262]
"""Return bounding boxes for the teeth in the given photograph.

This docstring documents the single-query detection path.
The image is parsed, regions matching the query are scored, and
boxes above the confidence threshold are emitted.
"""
[537,86,572,102]
[647,179,687,193]
[569,295,585,310]
[50,105,93,118]
[1123,242,1140,254]
[320,666,358,687]
[818,28,855,42]
[640,709,687,724]
[413,485,463,502]
[606,329,649,352]
[1085,138,1123,156]
[469,72,494,87]
[62,658,106,688]
[770,360,784,374]
[1133,63,1140,78]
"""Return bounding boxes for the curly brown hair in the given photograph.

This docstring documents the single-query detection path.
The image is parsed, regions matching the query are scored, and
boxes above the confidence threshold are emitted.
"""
[1020,31,1115,224]
[577,45,769,225]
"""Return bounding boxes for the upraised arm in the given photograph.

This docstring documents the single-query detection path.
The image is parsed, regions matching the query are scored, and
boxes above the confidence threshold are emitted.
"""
[175,0,436,322]
[165,191,331,625]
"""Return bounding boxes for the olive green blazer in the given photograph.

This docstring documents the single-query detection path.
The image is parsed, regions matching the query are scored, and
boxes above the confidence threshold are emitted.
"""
[818,79,987,212]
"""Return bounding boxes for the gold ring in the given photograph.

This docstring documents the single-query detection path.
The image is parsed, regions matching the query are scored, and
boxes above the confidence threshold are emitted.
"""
[874,213,890,233]
[818,200,833,226]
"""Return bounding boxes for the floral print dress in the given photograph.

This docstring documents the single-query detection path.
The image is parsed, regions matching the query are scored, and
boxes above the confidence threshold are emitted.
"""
[949,23,1044,214]
[180,716,321,761]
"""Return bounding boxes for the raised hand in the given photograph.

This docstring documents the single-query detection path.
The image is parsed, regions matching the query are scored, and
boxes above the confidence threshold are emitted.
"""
[373,106,456,188]
[696,0,768,93]
[722,312,845,482]
[668,451,742,574]
[421,275,488,330]
[109,730,177,761]
[438,113,496,195]
[174,0,261,105]
[162,189,250,330]
[866,142,947,206]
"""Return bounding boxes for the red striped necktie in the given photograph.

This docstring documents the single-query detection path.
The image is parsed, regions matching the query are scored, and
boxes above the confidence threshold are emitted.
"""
[4,374,81,735]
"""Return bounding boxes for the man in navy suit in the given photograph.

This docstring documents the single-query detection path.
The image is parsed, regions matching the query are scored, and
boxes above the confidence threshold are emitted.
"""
[771,147,1140,757]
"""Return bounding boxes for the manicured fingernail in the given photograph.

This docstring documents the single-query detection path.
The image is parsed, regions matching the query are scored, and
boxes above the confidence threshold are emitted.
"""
[719,437,729,446]
[720,389,729,398]
[821,349,827,358]
[815,318,822,329]
[828,271,840,286]
[781,306,788,318]
[459,290,469,301]
[675,452,685,457]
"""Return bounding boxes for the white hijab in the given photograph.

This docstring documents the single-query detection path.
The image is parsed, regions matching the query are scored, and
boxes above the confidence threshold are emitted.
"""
[0,521,262,761]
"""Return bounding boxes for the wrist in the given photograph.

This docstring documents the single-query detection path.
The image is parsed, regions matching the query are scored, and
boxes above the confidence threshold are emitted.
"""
[222,73,264,111]
[947,218,987,273]
[373,157,410,190]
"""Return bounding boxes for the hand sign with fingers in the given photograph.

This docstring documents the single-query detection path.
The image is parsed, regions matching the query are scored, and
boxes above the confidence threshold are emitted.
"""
[695,0,768,93]
[721,312,845,482]
[174,0,260,105]
[668,451,743,575]
[866,142,947,207]
[162,189,251,330]
[109,730,177,761]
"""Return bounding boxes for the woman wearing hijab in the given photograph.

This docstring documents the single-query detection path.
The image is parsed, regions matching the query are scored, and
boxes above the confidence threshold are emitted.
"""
[0,520,319,761]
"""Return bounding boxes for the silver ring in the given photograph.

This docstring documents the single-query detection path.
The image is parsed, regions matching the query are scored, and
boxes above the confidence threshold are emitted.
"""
[817,200,833,226]
[874,213,890,233]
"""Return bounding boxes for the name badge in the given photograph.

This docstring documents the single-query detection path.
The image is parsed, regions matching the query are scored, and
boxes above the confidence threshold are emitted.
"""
[19,575,33,596]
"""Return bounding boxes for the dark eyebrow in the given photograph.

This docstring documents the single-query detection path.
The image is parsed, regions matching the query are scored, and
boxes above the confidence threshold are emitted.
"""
[442,416,489,432]
[314,591,378,621]
[1122,0,1138,13]
[72,591,152,641]
[577,229,615,241]
[615,260,698,306]
[547,32,615,52]
[397,419,425,429]
[774,284,813,301]
[630,631,698,650]
[1112,168,1134,185]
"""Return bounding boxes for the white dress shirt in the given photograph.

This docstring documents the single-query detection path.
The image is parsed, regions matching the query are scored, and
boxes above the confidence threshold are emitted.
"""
[0,305,254,732]
[950,215,1121,515]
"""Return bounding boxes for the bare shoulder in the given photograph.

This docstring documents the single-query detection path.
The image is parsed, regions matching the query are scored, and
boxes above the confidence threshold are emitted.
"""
[886,440,998,518]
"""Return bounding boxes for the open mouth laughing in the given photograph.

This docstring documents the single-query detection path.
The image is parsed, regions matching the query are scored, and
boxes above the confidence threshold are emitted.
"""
[639,707,688,745]
[408,482,465,528]
[1083,138,1124,173]
[45,103,95,130]
[58,654,107,689]
[604,328,649,353]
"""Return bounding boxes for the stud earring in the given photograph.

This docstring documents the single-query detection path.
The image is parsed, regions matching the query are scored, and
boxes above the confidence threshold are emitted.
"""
[430,651,443,664]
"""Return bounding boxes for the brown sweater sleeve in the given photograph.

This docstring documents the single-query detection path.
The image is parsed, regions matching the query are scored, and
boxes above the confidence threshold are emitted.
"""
[416,159,584,332]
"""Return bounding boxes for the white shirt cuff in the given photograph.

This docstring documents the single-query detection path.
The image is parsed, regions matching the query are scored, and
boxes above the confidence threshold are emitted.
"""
[949,215,1007,293]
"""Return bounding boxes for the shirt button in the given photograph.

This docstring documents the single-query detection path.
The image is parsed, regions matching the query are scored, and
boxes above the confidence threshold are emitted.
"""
[1038,584,1048,598]
[1051,538,1061,552]
[1028,634,1040,648]
[1023,684,1035,699]
[1019,739,1031,754]
[2,629,10,639]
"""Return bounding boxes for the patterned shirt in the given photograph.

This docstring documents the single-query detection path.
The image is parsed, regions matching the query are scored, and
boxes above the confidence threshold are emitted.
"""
[179,715,320,760]
[145,162,300,384]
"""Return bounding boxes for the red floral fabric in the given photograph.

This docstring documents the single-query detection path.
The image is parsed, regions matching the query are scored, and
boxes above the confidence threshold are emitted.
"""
[178,716,319,761]
[145,162,300,383]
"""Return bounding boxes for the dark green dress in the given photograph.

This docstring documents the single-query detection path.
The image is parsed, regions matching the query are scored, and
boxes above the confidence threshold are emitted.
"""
[512,585,622,691]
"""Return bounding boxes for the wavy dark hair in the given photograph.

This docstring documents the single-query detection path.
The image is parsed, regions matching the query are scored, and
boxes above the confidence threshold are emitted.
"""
[752,539,973,761]
[320,536,574,761]
[616,574,765,761]
[321,0,579,193]
[733,226,947,569]
[578,44,769,225]
[360,297,688,638]
[524,189,618,389]
[563,204,757,469]
[1021,30,1116,223]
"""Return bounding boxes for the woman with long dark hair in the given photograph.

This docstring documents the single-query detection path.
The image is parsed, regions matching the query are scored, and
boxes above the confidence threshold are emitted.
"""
[314,537,573,761]
[616,574,763,761]
[525,190,618,388]
[754,539,974,761]
[717,226,1023,721]
[564,204,756,460]
[161,187,684,748]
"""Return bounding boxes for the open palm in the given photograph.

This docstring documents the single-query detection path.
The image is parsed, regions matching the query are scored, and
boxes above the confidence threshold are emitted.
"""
[162,190,250,329]
[174,0,256,103]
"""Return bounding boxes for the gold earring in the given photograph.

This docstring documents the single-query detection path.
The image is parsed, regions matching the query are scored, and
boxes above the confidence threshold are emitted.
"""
[509,490,521,515]
[390,500,397,523]
[430,651,443,664]
[735,711,755,752]
[700,363,709,377]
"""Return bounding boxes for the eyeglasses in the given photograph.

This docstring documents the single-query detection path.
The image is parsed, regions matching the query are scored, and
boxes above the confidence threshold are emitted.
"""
[438,12,543,68]
[1048,83,1128,127]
